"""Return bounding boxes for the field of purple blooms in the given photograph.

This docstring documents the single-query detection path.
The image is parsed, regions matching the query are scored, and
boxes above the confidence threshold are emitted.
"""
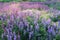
[0,2,60,40]
[0,9,60,40]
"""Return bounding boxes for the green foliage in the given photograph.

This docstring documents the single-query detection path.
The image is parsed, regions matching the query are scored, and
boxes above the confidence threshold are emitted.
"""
[0,27,4,40]
[3,36,7,40]
[0,20,4,35]
[57,15,60,20]
[12,24,19,34]
[0,20,4,40]
[0,0,46,2]
[56,34,60,40]
[0,27,4,35]
[3,21,7,26]
[0,0,13,2]
[50,15,60,22]
[50,17,58,22]
[0,20,2,25]
[55,2,60,10]
[26,16,34,26]
[45,2,60,10]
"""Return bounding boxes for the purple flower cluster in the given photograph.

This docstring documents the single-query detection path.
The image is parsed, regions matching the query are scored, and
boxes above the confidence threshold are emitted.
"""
[0,9,60,40]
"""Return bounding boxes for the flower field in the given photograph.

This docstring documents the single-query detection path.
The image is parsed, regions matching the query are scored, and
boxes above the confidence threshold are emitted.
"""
[0,2,60,40]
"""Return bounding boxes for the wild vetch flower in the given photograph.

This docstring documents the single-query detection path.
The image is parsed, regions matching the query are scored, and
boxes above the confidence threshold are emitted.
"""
[35,23,39,31]
[0,16,2,20]
[34,19,38,25]
[41,18,47,26]
[18,21,24,30]
[0,16,3,21]
[7,19,10,24]
[10,14,15,22]
[13,32,17,40]
[1,14,7,21]
[24,30,27,35]
[48,26,56,36]
[46,18,51,25]
[47,27,56,40]
[17,33,20,40]
[7,34,12,40]
[29,25,33,32]
[6,28,10,34]
[57,21,60,29]
[29,31,34,40]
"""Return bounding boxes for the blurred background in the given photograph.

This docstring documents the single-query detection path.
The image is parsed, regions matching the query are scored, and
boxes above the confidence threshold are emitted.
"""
[0,0,60,10]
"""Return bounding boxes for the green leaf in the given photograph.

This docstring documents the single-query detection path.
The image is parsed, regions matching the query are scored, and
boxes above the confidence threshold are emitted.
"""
[12,24,19,34]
